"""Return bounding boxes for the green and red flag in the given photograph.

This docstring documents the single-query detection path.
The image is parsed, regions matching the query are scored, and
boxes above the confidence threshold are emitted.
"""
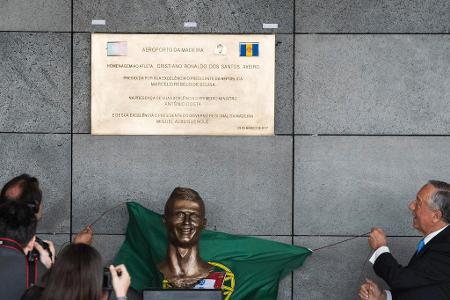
[114,202,311,300]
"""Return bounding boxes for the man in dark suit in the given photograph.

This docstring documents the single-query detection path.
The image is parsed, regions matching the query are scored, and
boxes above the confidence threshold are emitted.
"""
[359,180,450,300]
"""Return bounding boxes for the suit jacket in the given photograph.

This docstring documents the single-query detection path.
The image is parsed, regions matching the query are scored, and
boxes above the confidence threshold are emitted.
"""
[374,225,450,300]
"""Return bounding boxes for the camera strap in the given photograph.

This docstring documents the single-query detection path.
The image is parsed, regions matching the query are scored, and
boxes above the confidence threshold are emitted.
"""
[0,237,39,288]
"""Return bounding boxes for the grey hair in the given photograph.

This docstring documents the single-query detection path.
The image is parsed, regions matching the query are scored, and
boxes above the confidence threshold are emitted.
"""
[428,180,450,223]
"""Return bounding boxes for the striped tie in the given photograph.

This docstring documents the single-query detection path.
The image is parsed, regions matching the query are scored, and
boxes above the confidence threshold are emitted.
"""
[416,239,425,254]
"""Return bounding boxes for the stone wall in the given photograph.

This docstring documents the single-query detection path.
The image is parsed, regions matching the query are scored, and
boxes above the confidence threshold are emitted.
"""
[1,1,449,299]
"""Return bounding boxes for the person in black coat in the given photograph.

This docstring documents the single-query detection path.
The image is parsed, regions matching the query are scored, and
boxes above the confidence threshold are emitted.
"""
[0,201,53,300]
[359,180,450,300]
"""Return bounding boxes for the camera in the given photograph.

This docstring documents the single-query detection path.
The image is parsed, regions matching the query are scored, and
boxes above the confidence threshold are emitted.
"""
[103,268,113,290]
[36,237,52,258]
[27,236,52,262]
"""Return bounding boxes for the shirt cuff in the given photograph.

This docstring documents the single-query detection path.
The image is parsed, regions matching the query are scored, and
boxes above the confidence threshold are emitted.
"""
[369,246,390,264]
[386,290,392,300]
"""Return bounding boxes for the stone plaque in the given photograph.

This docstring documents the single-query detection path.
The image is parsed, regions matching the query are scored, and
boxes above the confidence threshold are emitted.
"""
[91,34,275,135]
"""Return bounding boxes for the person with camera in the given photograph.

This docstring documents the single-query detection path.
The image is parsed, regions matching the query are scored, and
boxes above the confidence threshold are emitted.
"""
[0,174,93,285]
[0,201,54,299]
[21,243,131,300]
[0,174,93,244]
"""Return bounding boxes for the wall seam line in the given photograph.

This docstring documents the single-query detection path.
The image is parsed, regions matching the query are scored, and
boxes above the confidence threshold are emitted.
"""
[69,0,74,245]
[291,1,296,299]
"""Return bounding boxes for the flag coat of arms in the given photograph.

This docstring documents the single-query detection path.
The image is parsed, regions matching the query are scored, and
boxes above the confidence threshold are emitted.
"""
[240,42,259,57]
[114,202,311,300]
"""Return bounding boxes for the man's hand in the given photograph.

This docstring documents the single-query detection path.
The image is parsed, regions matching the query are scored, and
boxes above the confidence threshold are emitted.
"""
[73,226,93,245]
[110,264,131,298]
[359,280,371,300]
[368,228,388,250]
[358,279,387,300]
[35,240,55,269]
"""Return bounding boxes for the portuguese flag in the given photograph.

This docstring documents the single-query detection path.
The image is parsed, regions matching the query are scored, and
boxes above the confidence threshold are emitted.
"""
[114,202,311,300]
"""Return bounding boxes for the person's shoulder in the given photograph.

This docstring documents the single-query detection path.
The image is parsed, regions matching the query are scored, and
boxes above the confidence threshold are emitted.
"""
[428,227,450,254]
[433,226,450,243]
[0,246,27,271]
[0,244,25,257]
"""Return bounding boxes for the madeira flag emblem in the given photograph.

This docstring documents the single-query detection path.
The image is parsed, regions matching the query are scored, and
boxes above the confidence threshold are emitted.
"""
[239,42,259,57]
[107,41,128,56]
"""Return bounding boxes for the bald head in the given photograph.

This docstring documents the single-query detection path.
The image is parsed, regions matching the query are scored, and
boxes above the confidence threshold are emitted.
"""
[4,183,22,199]
[0,174,42,216]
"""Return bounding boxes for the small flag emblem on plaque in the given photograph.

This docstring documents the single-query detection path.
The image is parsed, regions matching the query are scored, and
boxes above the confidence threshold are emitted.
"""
[239,42,259,57]
[107,41,128,56]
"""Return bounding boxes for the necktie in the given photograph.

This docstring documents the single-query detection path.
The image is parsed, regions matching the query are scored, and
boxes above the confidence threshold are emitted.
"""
[416,239,425,254]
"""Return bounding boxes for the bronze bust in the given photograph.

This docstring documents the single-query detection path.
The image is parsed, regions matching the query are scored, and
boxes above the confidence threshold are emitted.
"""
[158,187,213,288]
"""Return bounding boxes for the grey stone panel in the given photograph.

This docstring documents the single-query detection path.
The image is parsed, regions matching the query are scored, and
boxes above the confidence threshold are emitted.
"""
[295,0,450,33]
[73,33,91,133]
[0,33,71,133]
[0,134,71,233]
[293,236,419,300]
[275,34,293,134]
[89,235,126,265]
[294,136,450,235]
[92,235,291,300]
[73,34,293,134]
[73,0,293,33]
[0,0,70,32]
[73,135,292,235]
[279,264,292,300]
[295,35,450,135]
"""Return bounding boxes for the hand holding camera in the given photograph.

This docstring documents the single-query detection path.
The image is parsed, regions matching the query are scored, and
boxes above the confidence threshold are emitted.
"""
[109,264,131,298]
[34,238,55,269]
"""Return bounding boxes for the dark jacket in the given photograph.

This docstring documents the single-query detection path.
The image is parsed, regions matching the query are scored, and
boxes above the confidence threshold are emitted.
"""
[0,239,45,300]
[374,225,450,300]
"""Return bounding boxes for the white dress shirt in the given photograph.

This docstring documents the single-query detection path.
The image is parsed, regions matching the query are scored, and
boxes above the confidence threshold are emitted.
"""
[369,225,448,300]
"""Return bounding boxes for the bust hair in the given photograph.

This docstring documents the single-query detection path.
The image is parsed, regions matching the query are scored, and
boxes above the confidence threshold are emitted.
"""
[164,187,205,216]
[428,180,450,223]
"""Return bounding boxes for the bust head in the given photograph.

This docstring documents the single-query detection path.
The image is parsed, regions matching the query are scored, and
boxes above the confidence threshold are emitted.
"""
[163,187,207,248]
[159,188,214,287]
